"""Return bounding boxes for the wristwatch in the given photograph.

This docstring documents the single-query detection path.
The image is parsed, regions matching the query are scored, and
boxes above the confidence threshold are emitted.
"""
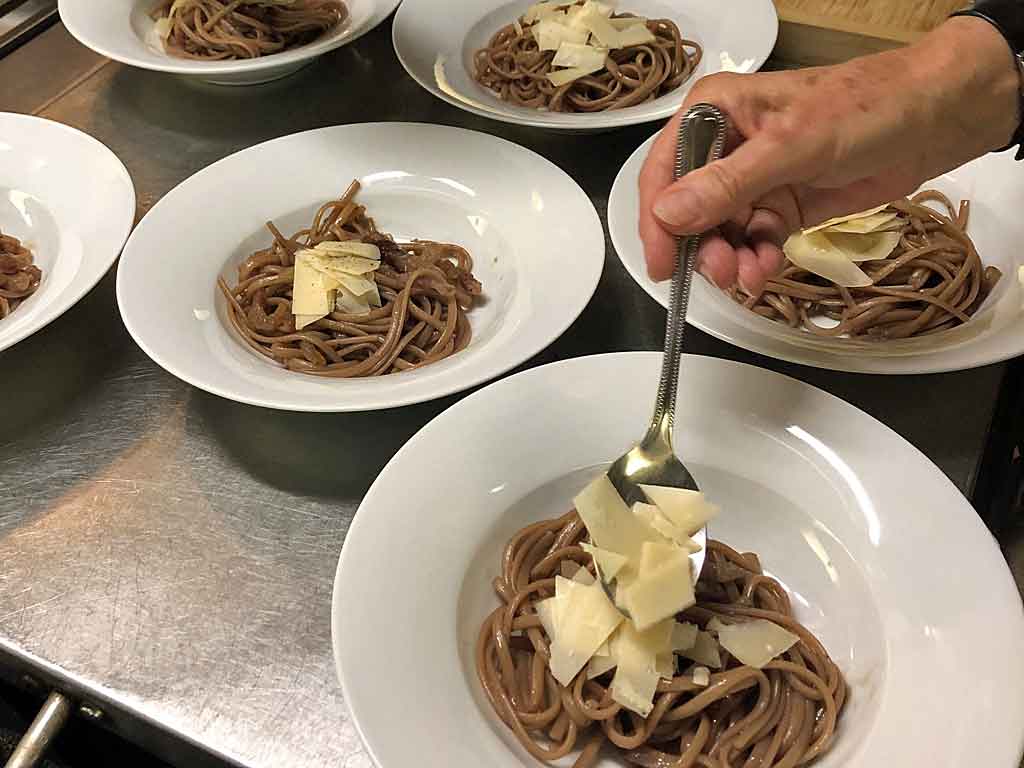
[951,0,1024,159]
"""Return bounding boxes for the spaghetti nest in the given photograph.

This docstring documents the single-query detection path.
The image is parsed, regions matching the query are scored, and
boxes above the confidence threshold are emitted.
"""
[151,0,348,60]
[477,511,847,768]
[472,12,702,112]
[0,230,42,320]
[218,181,482,378]
[732,191,1001,341]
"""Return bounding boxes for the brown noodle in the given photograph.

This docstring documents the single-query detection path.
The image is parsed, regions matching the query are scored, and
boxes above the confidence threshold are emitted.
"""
[151,0,347,60]
[732,191,1001,340]
[217,180,482,377]
[477,511,847,768]
[0,230,41,320]
[472,9,702,112]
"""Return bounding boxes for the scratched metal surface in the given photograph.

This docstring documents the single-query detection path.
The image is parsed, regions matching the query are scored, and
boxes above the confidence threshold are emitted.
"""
[0,18,1011,768]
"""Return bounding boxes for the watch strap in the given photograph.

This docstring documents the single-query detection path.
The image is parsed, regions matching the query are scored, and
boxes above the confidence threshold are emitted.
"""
[951,5,1024,159]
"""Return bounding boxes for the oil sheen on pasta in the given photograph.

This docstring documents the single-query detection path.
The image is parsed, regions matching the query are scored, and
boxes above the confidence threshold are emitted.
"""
[151,0,348,60]
[472,7,702,113]
[218,181,482,377]
[477,511,847,768]
[0,230,41,320]
[733,191,1001,340]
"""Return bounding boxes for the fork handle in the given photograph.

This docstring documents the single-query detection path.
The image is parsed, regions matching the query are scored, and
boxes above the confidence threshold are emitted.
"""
[648,104,730,444]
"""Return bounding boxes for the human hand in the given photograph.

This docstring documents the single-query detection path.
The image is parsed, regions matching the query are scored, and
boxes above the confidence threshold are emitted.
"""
[639,16,1020,293]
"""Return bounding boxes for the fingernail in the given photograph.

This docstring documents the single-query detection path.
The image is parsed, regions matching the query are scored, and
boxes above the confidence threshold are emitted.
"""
[653,188,700,229]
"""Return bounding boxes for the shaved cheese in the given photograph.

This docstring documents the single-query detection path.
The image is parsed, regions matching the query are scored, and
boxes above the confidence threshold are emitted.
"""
[564,4,587,27]
[335,287,370,316]
[655,652,675,678]
[587,654,617,679]
[330,273,375,302]
[547,64,603,86]
[292,254,335,328]
[804,205,890,234]
[615,22,656,46]
[552,41,608,70]
[618,541,695,630]
[631,501,676,540]
[573,568,596,585]
[576,4,623,47]
[611,662,658,715]
[581,542,628,581]
[609,619,674,716]
[671,621,699,652]
[639,485,718,536]
[825,230,901,263]
[632,502,701,552]
[293,240,382,323]
[706,617,729,634]
[574,475,661,564]
[691,666,711,687]
[680,630,722,669]
[513,18,524,36]
[293,314,323,330]
[533,18,589,50]
[784,231,873,288]
[717,619,799,669]
[609,15,647,29]
[555,574,575,598]
[547,576,624,686]
[523,0,574,24]
[827,211,899,234]
[637,540,675,575]
[535,597,559,638]
[305,240,381,262]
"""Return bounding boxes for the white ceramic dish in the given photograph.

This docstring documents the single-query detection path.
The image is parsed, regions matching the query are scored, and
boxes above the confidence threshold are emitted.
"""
[609,133,1024,374]
[0,113,135,355]
[116,122,604,412]
[393,0,778,131]
[333,351,1024,767]
[60,0,401,86]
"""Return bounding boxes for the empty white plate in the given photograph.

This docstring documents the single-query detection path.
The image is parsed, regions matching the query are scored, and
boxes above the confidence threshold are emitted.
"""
[116,122,603,412]
[0,113,135,355]
[332,351,1024,767]
[393,0,778,131]
[609,132,1024,374]
[60,0,401,85]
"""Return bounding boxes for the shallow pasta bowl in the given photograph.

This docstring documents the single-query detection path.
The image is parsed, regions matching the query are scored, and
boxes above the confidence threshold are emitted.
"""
[0,113,135,355]
[332,351,1024,767]
[115,122,603,412]
[60,0,402,86]
[609,133,1024,374]
[393,0,778,131]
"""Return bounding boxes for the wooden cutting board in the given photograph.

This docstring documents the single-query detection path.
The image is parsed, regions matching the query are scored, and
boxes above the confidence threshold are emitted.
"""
[772,0,971,67]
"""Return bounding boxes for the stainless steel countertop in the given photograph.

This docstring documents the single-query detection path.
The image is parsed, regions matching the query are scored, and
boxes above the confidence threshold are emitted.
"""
[0,19,1014,768]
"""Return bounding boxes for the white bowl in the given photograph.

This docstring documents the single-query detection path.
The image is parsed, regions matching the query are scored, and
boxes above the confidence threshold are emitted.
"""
[393,0,778,131]
[0,113,135,355]
[333,351,1024,767]
[609,132,1024,374]
[116,122,604,412]
[60,0,402,86]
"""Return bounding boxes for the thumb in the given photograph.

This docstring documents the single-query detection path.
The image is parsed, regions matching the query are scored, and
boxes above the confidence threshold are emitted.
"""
[652,136,810,235]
